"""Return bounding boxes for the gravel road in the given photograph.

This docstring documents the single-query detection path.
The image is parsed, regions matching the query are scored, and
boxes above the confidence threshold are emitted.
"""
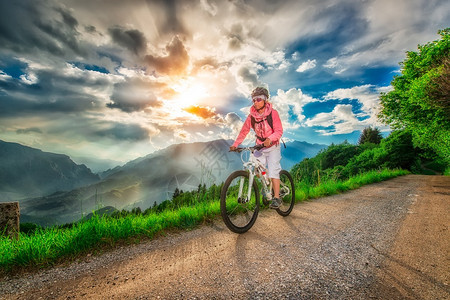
[1,175,449,299]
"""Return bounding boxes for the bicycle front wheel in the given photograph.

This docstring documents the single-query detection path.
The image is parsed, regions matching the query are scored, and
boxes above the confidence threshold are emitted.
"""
[220,170,260,233]
[276,170,295,216]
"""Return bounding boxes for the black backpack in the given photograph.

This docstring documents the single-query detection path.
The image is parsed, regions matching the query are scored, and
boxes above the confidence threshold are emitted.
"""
[250,112,286,148]
[250,112,273,132]
[250,112,273,142]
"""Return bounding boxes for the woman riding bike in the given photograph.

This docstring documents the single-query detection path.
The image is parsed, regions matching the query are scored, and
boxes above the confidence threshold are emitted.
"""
[229,86,283,209]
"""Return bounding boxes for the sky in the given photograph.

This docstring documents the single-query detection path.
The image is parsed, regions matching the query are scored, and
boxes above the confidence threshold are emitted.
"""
[0,0,449,169]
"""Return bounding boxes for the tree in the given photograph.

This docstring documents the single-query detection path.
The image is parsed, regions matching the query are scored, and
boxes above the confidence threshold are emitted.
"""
[358,127,383,145]
[378,28,449,164]
[172,187,180,200]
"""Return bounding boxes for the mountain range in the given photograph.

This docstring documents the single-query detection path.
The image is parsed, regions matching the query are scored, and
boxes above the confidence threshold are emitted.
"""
[0,139,326,226]
[0,140,100,201]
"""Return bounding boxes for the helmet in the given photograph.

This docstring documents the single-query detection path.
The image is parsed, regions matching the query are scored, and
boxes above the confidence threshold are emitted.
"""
[251,87,269,99]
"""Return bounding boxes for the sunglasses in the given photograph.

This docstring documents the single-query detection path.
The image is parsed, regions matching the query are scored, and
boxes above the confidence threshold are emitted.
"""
[252,97,265,103]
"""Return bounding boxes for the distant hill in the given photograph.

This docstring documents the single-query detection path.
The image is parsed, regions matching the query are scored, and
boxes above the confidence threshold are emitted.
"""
[16,139,326,226]
[281,140,327,170]
[0,140,100,201]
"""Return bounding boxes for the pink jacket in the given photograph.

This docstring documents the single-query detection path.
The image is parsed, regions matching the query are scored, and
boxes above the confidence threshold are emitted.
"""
[232,102,283,148]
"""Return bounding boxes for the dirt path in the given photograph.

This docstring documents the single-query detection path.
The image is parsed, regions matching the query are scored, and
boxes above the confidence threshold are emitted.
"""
[1,175,449,299]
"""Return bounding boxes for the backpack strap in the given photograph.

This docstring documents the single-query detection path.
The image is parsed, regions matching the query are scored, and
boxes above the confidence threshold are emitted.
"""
[251,112,274,142]
[250,112,273,131]
[250,112,286,148]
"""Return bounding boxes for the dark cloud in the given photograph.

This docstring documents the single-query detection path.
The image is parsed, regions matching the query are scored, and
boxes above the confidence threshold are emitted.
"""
[0,64,112,117]
[144,36,189,75]
[107,78,164,113]
[228,23,245,50]
[0,91,101,117]
[191,57,230,74]
[16,127,43,134]
[108,26,147,55]
[145,0,189,36]
[286,2,369,61]
[84,25,98,34]
[238,67,259,86]
[92,123,149,141]
[0,0,85,57]
[44,117,152,143]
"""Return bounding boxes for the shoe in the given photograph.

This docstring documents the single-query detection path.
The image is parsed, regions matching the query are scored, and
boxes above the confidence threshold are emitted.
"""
[269,197,281,209]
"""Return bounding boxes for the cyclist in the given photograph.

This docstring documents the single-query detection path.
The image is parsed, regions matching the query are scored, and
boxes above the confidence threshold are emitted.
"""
[229,86,284,209]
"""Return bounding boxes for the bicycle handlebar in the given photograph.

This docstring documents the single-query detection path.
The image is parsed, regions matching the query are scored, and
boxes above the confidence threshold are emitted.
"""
[230,144,265,153]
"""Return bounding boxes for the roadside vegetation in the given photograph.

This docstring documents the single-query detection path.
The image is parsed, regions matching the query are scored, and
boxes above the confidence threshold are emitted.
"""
[1,167,408,274]
[1,28,448,275]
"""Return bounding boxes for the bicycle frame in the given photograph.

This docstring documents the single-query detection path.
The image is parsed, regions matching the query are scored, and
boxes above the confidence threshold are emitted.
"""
[222,145,295,233]
[237,146,275,203]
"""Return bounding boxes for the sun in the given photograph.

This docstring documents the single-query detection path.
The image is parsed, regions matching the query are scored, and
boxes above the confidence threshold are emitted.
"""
[171,77,209,108]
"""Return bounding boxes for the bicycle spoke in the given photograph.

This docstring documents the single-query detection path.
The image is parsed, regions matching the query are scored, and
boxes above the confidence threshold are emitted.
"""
[220,171,259,233]
[276,170,295,216]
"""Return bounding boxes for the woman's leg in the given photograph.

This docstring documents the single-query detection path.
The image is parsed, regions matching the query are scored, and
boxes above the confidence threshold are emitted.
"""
[272,178,280,198]
[265,144,282,199]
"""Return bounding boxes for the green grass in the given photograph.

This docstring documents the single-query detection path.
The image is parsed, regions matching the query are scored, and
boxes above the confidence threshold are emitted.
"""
[0,168,408,274]
[294,168,409,202]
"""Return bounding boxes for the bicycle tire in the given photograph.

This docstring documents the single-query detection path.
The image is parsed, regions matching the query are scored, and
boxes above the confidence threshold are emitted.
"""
[276,170,295,216]
[220,170,260,233]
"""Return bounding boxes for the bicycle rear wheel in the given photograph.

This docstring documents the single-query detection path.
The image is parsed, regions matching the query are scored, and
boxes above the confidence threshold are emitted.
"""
[220,170,260,233]
[276,170,295,216]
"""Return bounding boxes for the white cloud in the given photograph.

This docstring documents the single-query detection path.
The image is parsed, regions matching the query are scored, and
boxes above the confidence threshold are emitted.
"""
[296,59,317,72]
[0,71,13,81]
[323,0,450,74]
[271,88,316,129]
[324,84,381,113]
[306,104,361,135]
[200,0,218,16]
[306,85,392,135]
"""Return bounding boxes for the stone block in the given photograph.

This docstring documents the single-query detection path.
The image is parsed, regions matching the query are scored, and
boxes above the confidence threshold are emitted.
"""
[0,202,20,239]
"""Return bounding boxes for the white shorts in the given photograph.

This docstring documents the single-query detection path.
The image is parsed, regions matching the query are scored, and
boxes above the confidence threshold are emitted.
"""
[257,144,282,179]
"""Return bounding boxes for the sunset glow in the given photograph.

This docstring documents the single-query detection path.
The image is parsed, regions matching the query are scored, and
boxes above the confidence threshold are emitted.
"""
[170,78,210,108]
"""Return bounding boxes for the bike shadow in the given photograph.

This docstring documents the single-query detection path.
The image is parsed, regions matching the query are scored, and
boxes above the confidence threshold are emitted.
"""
[232,230,276,296]
[230,213,310,296]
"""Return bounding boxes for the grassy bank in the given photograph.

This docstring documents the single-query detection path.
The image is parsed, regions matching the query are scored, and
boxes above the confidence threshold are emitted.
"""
[295,168,410,200]
[0,168,408,274]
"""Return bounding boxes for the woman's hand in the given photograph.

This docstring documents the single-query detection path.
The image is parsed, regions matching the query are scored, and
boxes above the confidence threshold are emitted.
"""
[263,138,272,147]
[229,146,237,152]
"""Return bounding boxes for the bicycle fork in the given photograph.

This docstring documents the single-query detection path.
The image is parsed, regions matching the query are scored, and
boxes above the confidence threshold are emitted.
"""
[238,172,254,203]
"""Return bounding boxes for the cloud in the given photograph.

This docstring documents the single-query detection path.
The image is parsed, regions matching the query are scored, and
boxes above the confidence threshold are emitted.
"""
[108,26,147,55]
[296,59,317,72]
[200,0,218,16]
[0,61,119,117]
[0,0,86,58]
[321,0,450,74]
[173,128,191,141]
[1,0,448,160]
[324,84,381,113]
[213,112,245,141]
[271,88,316,128]
[144,36,189,75]
[227,23,246,51]
[306,104,360,135]
[184,106,217,119]
[237,67,259,87]
[92,122,150,141]
[16,127,43,134]
[107,78,163,113]
[305,84,391,134]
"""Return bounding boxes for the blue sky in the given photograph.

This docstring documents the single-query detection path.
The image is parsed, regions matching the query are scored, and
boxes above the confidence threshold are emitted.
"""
[0,0,449,168]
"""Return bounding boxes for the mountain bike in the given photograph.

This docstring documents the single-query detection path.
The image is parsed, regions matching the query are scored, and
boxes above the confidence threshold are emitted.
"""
[220,145,295,233]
